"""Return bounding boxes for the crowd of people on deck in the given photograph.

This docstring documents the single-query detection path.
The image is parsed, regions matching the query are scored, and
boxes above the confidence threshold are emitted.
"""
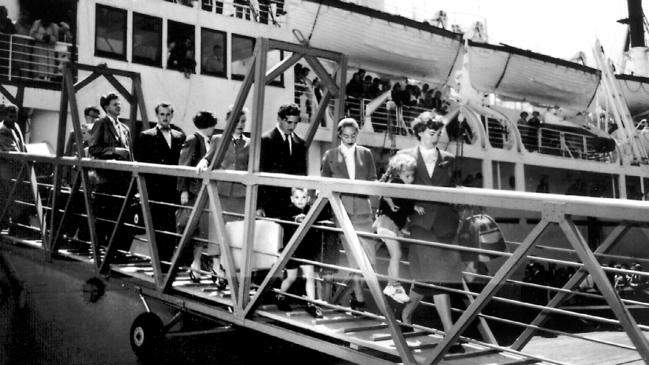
[0,6,73,81]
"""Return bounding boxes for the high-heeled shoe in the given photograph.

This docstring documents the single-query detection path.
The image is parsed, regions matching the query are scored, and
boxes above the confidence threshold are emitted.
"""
[188,269,201,284]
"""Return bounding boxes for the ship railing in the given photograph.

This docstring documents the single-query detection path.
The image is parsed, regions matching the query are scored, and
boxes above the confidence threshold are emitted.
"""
[483,117,512,149]
[3,149,649,364]
[516,124,612,161]
[165,0,287,26]
[0,32,73,88]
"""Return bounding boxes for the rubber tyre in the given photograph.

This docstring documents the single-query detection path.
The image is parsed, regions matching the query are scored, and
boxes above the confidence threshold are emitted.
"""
[130,312,164,363]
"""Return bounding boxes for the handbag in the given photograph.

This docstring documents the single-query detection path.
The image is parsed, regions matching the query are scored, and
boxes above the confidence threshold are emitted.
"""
[456,213,506,262]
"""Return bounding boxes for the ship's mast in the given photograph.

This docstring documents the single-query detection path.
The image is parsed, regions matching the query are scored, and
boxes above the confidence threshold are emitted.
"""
[627,0,645,48]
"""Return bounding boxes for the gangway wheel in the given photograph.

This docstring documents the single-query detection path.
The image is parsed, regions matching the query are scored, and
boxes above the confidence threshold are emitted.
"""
[130,312,164,363]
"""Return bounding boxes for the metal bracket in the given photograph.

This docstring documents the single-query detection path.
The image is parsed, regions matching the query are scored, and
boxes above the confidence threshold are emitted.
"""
[541,201,566,223]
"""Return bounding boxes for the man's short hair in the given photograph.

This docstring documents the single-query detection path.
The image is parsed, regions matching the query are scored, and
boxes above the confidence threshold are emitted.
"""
[277,104,301,119]
[155,102,173,114]
[193,111,217,129]
[83,106,100,117]
[520,111,529,118]
[99,92,119,112]
[337,118,359,134]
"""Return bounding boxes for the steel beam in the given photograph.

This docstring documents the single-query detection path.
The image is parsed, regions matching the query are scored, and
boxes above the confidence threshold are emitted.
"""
[559,217,649,363]
[206,181,240,311]
[135,174,163,288]
[427,219,550,364]
[328,192,417,365]
[512,223,632,350]
[243,196,327,317]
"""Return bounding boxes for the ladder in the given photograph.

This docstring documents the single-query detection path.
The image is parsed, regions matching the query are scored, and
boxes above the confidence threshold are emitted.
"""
[592,39,648,164]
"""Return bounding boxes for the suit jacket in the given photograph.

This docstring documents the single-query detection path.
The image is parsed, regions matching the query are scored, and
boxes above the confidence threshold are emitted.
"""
[258,127,307,217]
[321,145,377,216]
[398,146,457,235]
[203,134,249,198]
[88,116,131,160]
[88,116,132,187]
[177,132,209,196]
[399,146,462,283]
[135,125,186,202]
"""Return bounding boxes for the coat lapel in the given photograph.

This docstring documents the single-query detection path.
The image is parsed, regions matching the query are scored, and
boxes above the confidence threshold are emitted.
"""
[335,147,350,179]
[414,147,433,185]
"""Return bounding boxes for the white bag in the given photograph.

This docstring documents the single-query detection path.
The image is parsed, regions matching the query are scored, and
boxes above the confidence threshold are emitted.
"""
[226,220,283,270]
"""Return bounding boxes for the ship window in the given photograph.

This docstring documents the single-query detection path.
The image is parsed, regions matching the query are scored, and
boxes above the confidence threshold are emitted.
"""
[132,13,162,67]
[231,34,284,86]
[231,34,254,80]
[95,4,127,60]
[626,176,643,200]
[200,28,226,77]
[267,48,285,87]
[167,21,196,74]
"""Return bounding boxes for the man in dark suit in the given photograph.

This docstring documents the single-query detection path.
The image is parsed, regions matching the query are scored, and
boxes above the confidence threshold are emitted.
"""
[88,92,133,261]
[178,111,217,280]
[398,114,463,336]
[257,103,307,218]
[0,103,28,231]
[321,118,377,310]
[135,102,186,265]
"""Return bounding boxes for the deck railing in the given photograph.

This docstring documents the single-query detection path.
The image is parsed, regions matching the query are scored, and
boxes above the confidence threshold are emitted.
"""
[0,32,73,88]
[165,0,287,25]
[517,124,613,161]
[2,149,649,364]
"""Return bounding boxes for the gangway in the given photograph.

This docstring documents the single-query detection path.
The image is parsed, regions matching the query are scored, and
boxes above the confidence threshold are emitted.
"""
[2,38,649,365]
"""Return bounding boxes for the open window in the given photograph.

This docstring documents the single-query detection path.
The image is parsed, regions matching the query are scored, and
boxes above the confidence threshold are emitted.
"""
[95,4,127,60]
[132,12,162,67]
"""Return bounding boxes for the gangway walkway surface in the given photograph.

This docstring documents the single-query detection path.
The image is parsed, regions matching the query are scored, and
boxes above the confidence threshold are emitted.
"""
[2,38,649,365]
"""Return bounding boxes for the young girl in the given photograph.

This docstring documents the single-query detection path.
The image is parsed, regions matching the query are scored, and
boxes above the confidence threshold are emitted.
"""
[374,153,424,303]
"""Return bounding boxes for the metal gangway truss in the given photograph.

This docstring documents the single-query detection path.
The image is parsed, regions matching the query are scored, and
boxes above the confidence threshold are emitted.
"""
[2,38,649,365]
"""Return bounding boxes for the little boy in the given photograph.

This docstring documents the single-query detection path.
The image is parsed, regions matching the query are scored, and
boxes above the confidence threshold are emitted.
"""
[276,188,323,318]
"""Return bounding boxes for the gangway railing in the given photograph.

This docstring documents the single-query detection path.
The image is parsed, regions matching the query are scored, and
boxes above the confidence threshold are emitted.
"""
[3,149,649,364]
[3,38,649,365]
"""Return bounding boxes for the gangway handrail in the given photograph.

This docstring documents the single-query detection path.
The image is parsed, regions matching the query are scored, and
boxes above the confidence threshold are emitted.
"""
[3,151,648,222]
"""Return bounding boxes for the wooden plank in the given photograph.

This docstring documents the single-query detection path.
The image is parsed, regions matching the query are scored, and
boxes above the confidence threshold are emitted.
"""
[372,331,427,341]
[443,349,499,360]
[314,315,368,325]
[342,323,387,333]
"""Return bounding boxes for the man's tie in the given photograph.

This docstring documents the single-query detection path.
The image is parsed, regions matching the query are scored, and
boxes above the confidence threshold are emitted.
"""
[284,133,292,155]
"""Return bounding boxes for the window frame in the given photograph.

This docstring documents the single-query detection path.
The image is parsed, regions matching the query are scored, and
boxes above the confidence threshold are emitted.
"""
[94,4,128,61]
[131,12,163,67]
[231,34,284,87]
[200,27,227,78]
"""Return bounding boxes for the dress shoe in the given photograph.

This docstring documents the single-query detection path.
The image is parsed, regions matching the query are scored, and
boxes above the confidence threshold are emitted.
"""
[305,303,323,318]
[188,269,201,283]
[350,298,366,311]
[276,294,292,312]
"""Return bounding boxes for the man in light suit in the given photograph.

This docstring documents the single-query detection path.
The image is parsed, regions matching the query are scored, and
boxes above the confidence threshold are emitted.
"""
[398,114,463,337]
[0,103,28,231]
[178,111,217,283]
[257,103,307,218]
[195,106,250,288]
[88,92,133,261]
[135,102,186,266]
[321,118,377,311]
